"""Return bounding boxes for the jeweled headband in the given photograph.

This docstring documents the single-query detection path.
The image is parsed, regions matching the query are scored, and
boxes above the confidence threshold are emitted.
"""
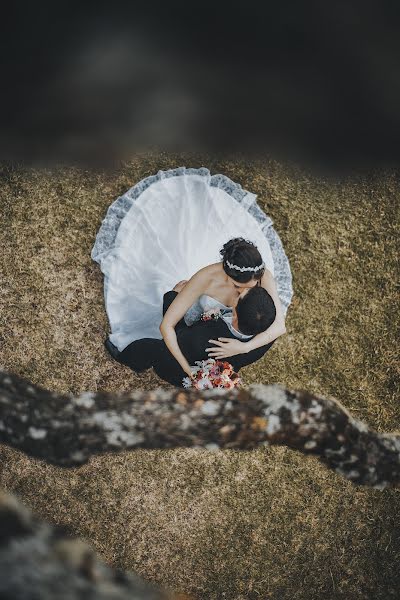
[226,260,265,273]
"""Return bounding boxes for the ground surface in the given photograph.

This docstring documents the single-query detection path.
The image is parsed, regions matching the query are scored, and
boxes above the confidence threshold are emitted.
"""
[0,154,399,599]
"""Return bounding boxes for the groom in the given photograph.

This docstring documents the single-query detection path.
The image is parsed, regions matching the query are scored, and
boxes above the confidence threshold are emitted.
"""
[105,283,277,387]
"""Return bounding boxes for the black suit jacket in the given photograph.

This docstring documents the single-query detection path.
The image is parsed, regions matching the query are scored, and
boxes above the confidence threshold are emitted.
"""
[118,290,276,387]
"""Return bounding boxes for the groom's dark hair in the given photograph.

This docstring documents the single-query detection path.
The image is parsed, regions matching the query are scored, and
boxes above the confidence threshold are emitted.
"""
[236,286,276,336]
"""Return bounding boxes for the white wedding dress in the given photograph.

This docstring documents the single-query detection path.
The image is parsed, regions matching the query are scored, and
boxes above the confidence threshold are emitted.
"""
[91,167,293,351]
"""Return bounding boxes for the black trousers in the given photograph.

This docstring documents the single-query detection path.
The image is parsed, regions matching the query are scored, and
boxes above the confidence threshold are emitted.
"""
[118,290,185,372]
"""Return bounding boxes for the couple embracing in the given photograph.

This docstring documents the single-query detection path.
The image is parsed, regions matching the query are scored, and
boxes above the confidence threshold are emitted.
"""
[92,167,293,387]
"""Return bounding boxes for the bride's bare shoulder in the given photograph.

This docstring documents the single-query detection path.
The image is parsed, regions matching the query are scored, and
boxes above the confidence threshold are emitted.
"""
[194,262,222,278]
[206,262,223,274]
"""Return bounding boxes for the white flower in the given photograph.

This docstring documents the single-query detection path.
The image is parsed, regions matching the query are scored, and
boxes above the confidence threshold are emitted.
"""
[182,377,192,388]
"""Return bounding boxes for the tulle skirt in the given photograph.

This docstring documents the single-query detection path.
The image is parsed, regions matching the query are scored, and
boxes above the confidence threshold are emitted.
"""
[91,167,293,351]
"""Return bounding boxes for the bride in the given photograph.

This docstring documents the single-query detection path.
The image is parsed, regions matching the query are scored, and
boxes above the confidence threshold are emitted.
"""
[91,166,293,378]
[160,237,287,379]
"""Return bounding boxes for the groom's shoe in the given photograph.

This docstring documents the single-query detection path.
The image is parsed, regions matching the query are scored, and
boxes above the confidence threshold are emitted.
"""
[104,338,124,364]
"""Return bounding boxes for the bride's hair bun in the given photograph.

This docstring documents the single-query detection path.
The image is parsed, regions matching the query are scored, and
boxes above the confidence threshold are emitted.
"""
[220,237,265,283]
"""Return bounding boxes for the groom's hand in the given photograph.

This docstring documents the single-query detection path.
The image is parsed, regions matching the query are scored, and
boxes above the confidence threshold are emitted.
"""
[173,280,188,293]
[206,337,245,359]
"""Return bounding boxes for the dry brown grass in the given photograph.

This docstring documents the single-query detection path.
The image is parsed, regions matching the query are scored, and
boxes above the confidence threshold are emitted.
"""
[0,154,399,599]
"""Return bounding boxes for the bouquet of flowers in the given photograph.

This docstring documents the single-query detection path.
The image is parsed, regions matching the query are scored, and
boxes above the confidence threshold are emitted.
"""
[182,358,242,390]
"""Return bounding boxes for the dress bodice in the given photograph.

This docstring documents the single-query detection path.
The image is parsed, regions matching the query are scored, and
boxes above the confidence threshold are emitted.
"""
[199,294,231,312]
[184,294,228,326]
[184,294,253,340]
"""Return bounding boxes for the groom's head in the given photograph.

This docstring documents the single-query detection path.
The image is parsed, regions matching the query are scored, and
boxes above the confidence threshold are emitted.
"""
[234,286,276,336]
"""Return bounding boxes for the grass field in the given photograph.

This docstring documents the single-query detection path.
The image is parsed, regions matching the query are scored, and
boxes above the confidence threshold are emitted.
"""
[0,154,399,599]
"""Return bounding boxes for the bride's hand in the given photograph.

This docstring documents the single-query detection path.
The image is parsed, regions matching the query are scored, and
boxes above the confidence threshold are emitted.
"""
[206,338,245,359]
[185,367,196,380]
[173,280,188,293]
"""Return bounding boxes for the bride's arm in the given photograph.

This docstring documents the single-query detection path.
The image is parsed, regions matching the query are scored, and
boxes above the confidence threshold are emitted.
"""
[242,269,287,352]
[159,268,209,377]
